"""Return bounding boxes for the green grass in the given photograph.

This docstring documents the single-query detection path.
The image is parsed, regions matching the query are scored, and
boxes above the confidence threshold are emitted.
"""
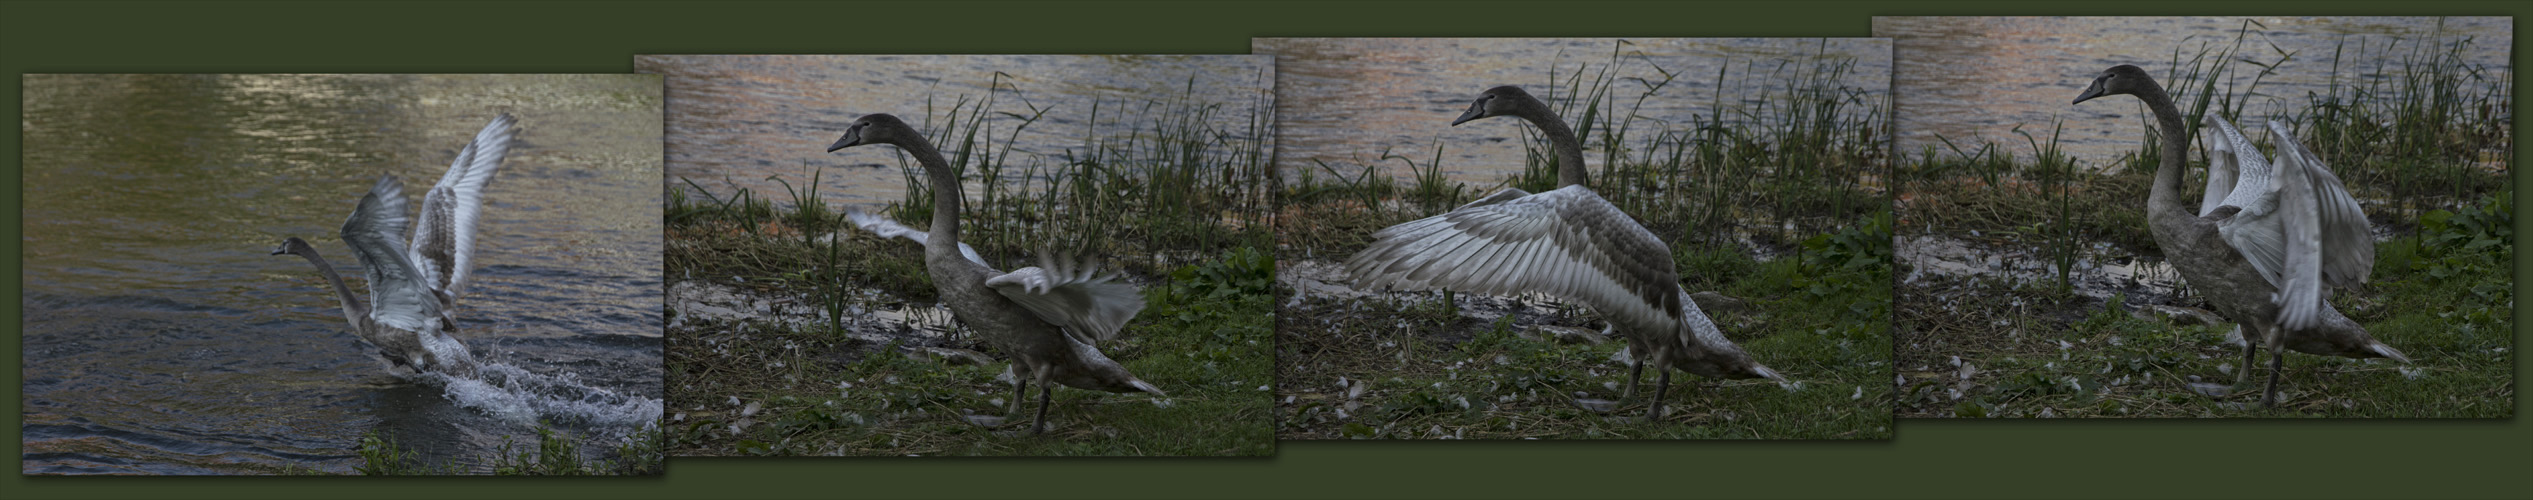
[340,424,663,475]
[1278,213,1893,439]
[1896,193,2512,418]
[665,248,1274,456]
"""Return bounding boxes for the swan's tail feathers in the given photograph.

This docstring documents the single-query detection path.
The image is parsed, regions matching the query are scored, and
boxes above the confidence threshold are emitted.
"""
[1128,379,1166,397]
[2369,342,2411,363]
[1749,364,1785,382]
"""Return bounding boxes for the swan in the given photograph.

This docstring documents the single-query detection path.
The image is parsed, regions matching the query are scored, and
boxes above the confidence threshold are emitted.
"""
[1345,86,1783,421]
[827,113,1163,435]
[2073,65,2405,407]
[272,113,515,377]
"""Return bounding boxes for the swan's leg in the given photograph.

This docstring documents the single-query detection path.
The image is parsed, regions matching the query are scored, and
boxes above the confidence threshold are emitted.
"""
[1009,375,1028,415]
[2246,323,2285,408]
[1622,357,1643,400]
[1027,364,1054,435]
[1643,369,1671,421]
[2262,345,2285,409]
[1030,384,1053,436]
[2234,329,2257,388]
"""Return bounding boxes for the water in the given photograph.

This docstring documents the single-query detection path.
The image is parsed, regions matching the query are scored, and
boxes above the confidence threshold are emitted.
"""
[20,74,666,475]
[637,54,1273,210]
[1877,16,2513,165]
[1257,38,1891,185]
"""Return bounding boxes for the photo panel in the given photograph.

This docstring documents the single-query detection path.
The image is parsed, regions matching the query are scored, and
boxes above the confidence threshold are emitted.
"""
[1881,16,2513,418]
[20,74,667,474]
[643,54,1277,456]
[1261,38,1895,440]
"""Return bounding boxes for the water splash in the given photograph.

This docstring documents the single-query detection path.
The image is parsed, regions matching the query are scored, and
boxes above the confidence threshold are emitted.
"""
[420,362,662,430]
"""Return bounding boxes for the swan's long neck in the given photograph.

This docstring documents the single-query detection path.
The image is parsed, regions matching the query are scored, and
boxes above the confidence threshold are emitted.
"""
[904,137,963,257]
[2137,81,2193,220]
[288,247,370,330]
[1523,109,1589,188]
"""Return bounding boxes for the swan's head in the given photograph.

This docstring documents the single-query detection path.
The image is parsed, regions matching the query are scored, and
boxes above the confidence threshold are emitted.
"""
[1451,85,1540,126]
[271,237,315,257]
[826,113,918,153]
[2072,64,2155,105]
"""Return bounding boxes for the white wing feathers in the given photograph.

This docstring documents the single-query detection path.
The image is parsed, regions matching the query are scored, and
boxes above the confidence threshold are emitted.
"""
[2266,120,2374,288]
[846,209,986,266]
[2210,116,2293,294]
[2207,117,2374,332]
[984,255,1147,345]
[2206,115,2276,216]
[341,176,443,333]
[2198,115,2253,216]
[1345,185,1683,337]
[411,113,515,299]
[2264,120,2374,331]
[2270,122,2327,332]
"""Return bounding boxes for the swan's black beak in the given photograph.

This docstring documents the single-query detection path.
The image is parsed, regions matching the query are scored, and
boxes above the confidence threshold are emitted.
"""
[1449,99,1488,126]
[825,130,863,152]
[2071,81,2108,105]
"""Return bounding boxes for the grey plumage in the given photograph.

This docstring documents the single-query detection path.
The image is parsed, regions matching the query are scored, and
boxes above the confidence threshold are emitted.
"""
[273,113,514,377]
[1347,86,1782,421]
[2074,65,2404,408]
[831,113,1162,436]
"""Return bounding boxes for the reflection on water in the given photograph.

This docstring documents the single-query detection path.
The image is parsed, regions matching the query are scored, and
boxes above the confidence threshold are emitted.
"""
[637,54,1272,210]
[1877,16,2512,165]
[1258,38,1891,186]
[20,74,665,474]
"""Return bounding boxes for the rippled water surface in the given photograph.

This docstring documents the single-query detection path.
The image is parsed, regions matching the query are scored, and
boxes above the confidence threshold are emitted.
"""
[638,54,1272,210]
[1877,16,2512,165]
[1258,38,1891,185]
[21,74,665,474]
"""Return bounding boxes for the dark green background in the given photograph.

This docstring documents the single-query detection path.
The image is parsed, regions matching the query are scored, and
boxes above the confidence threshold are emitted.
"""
[4,1,2523,498]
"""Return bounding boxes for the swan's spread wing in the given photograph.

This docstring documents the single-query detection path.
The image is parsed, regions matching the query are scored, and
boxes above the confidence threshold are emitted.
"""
[984,255,1146,344]
[1346,185,1681,336]
[2266,120,2373,287]
[2199,115,2251,216]
[847,209,986,266]
[2269,122,2328,331]
[411,114,515,298]
[341,176,443,332]
[2207,115,2273,215]
[1456,187,1531,210]
[2264,121,2375,331]
[2213,116,2289,290]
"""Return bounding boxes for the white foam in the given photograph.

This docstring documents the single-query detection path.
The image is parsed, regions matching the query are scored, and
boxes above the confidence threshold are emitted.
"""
[422,362,664,430]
